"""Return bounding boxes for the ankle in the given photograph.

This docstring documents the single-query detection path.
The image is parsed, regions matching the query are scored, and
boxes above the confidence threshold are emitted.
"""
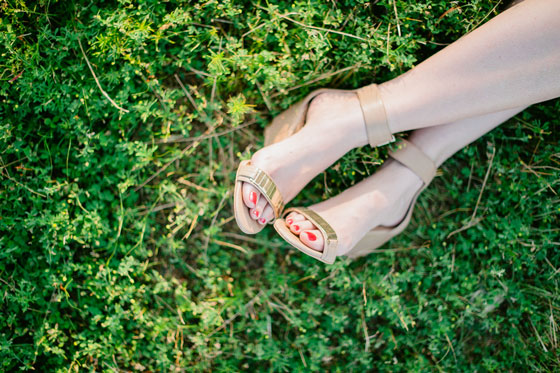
[378,79,408,135]
[306,91,369,150]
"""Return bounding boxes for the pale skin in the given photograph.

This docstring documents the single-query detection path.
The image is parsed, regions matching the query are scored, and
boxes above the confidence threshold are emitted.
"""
[240,0,560,255]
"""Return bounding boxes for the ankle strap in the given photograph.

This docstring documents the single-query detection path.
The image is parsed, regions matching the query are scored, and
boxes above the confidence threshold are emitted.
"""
[356,84,395,147]
[388,139,436,185]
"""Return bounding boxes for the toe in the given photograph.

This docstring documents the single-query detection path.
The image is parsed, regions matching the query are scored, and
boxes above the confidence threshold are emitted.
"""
[290,220,315,235]
[258,205,274,225]
[242,183,260,209]
[250,195,268,220]
[285,212,305,227]
[300,230,324,252]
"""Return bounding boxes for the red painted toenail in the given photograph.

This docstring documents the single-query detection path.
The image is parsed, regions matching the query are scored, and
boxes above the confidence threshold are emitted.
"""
[293,225,299,231]
[254,210,259,217]
[306,232,317,241]
[286,218,293,225]
[249,191,257,205]
[260,218,266,224]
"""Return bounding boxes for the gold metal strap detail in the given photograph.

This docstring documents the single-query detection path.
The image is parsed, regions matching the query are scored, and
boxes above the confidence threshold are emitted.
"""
[236,161,284,218]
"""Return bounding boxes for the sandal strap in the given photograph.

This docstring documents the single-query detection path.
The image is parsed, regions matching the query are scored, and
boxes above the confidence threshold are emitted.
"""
[236,161,284,218]
[283,207,338,264]
[388,139,437,185]
[356,84,395,148]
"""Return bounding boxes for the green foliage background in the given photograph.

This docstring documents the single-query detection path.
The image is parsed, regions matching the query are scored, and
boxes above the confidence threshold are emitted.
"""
[1,0,559,371]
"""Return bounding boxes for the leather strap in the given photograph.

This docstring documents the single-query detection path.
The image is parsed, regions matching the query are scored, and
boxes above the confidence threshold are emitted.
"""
[356,84,394,147]
[388,139,436,185]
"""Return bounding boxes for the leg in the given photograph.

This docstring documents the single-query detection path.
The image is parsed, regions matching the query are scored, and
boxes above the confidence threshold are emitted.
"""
[381,0,560,133]
[239,0,559,228]
[286,106,526,254]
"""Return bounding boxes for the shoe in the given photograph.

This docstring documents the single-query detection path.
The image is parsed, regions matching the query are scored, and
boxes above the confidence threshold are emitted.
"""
[273,139,437,263]
[234,84,394,234]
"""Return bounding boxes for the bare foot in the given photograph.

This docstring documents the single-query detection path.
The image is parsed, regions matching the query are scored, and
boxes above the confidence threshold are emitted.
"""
[241,92,369,225]
[284,160,423,255]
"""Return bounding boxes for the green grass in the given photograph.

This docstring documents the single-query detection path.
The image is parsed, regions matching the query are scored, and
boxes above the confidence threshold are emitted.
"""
[1,0,559,371]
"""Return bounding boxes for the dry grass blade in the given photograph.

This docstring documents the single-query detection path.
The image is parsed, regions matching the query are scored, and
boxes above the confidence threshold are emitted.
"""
[77,37,129,113]
[530,317,549,352]
[0,170,47,198]
[361,307,370,352]
[448,145,495,238]
[212,239,249,254]
[392,0,401,37]
[444,333,457,363]
[174,74,196,110]
[520,159,558,196]
[277,13,367,42]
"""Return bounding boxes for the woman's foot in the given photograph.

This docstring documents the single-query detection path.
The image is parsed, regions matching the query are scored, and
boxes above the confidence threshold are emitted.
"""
[284,160,423,255]
[242,92,370,225]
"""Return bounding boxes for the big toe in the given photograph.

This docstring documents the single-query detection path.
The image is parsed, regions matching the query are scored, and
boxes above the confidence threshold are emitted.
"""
[249,193,268,220]
[242,182,260,209]
[300,229,324,252]
[258,205,274,225]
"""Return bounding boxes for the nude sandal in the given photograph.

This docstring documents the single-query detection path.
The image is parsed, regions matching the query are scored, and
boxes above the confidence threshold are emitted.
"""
[264,84,394,146]
[273,139,437,263]
[234,84,394,234]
